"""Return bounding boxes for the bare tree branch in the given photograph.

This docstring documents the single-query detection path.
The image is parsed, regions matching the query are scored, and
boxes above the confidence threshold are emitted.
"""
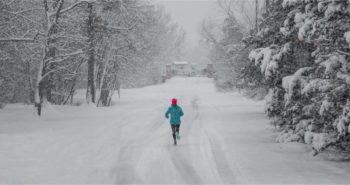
[0,10,42,26]
[48,0,93,17]
[0,38,36,43]
[45,49,84,64]
[0,31,39,43]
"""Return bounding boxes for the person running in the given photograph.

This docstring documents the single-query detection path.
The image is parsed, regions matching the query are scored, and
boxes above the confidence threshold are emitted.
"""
[165,98,184,145]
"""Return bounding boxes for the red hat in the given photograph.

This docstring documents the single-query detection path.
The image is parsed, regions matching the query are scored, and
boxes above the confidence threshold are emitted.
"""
[171,98,177,105]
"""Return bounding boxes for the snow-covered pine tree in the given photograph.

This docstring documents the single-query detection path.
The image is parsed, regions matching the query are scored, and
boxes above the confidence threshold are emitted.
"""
[243,0,350,154]
[247,0,299,125]
[280,0,350,154]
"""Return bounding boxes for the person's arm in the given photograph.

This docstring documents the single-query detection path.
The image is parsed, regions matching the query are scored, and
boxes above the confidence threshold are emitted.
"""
[165,107,170,119]
[180,107,184,117]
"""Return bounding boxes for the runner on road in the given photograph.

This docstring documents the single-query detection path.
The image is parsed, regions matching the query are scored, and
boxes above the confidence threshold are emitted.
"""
[165,98,184,145]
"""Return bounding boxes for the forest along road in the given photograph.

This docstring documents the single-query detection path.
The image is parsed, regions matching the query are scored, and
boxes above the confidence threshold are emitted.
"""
[1,77,350,184]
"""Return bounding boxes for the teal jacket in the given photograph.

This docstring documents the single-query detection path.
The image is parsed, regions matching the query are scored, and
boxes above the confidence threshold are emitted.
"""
[165,105,184,125]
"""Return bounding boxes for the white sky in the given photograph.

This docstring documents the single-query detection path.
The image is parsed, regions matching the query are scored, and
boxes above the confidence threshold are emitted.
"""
[154,0,222,48]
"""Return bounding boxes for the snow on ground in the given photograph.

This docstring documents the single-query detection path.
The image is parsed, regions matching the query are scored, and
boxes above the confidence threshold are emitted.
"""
[1,77,350,184]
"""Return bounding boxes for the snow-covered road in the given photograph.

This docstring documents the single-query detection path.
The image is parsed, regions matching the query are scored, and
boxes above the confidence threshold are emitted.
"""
[1,77,350,184]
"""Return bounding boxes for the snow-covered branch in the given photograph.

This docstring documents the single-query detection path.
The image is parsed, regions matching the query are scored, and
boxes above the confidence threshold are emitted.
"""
[53,0,65,23]
[336,50,350,56]
[45,49,84,64]
[107,21,139,31]
[1,10,42,26]
[48,0,93,17]
[0,29,41,43]
[115,54,129,62]
[40,60,81,81]
[0,37,36,43]
[51,35,88,41]
[14,8,45,14]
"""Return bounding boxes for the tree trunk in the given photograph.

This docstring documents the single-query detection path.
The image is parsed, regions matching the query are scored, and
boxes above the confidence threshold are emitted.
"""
[34,30,54,116]
[97,77,109,106]
[34,51,45,116]
[34,0,62,116]
[86,2,96,104]
[25,60,35,103]
[265,0,270,15]
[255,0,259,33]
[63,79,77,105]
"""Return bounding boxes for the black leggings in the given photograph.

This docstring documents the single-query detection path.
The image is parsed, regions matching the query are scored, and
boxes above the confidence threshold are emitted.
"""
[171,124,180,140]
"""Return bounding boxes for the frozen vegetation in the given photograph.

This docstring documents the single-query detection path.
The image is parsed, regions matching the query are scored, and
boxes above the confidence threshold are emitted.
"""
[204,0,350,156]
[0,0,185,115]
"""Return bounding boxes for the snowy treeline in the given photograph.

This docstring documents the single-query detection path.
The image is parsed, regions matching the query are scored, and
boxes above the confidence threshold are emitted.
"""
[0,0,184,115]
[201,0,267,97]
[205,0,350,155]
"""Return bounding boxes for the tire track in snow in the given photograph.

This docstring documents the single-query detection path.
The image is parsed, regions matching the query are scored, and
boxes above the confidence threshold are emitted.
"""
[168,148,203,184]
[111,108,150,184]
[112,104,168,184]
[112,146,143,184]
[204,130,237,184]
[124,104,169,148]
